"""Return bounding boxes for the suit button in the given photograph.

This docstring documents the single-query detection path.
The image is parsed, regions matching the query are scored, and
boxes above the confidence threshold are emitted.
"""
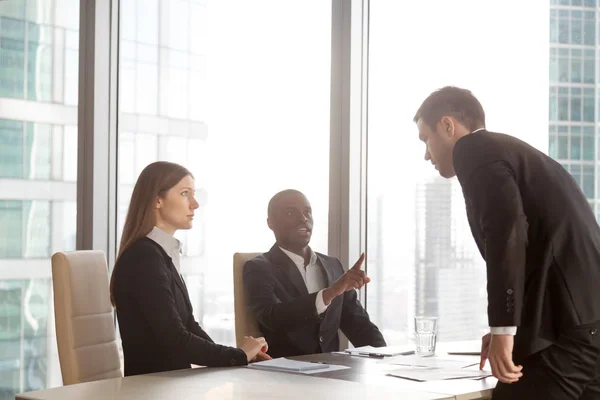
[506,289,514,295]
[319,336,324,342]
[591,329,598,336]
[230,358,237,365]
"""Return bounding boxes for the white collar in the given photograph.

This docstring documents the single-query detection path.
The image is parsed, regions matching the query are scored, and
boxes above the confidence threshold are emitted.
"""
[147,226,182,258]
[279,246,317,268]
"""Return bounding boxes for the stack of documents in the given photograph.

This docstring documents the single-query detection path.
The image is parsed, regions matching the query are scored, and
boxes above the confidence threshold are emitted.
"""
[248,358,351,374]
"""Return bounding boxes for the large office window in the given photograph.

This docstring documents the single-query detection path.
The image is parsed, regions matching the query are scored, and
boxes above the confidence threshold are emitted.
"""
[366,0,549,344]
[116,0,331,345]
[0,0,78,397]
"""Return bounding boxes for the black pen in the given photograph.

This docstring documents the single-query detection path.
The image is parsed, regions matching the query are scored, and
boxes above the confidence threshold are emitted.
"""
[344,351,385,359]
[309,361,329,364]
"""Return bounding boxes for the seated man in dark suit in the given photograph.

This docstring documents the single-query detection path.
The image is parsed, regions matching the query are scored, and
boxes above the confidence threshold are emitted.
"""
[243,189,386,358]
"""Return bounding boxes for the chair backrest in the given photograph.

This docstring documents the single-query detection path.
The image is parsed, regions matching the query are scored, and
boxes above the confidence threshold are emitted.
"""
[233,252,262,347]
[51,250,122,385]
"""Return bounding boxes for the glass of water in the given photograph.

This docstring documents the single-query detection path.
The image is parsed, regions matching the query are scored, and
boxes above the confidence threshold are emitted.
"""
[414,316,438,356]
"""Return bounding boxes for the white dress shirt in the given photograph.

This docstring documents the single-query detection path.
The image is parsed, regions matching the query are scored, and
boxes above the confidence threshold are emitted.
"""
[279,247,329,314]
[470,128,517,336]
[147,226,183,273]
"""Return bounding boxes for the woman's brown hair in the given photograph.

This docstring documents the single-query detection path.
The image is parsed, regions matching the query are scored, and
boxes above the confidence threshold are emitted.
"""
[110,161,192,306]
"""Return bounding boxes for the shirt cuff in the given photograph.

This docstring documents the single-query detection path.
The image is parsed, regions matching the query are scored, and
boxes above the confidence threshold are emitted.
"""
[315,289,329,314]
[490,326,517,335]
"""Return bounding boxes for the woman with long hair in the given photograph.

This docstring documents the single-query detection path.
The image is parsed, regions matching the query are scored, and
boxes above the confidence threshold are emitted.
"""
[110,161,269,376]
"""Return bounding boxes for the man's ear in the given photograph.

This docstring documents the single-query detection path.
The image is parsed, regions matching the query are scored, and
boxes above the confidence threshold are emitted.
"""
[440,116,455,137]
[267,217,273,231]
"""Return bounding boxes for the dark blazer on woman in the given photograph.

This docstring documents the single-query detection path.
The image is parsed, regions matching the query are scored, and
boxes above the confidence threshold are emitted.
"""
[113,237,247,376]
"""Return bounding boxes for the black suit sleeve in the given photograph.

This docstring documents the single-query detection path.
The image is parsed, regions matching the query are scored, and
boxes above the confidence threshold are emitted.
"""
[243,260,322,331]
[128,252,247,367]
[465,161,528,327]
[336,260,386,347]
[179,277,215,343]
[187,317,214,343]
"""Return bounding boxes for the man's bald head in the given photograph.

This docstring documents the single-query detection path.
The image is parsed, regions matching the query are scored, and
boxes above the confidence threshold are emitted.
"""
[267,189,306,219]
[267,189,313,255]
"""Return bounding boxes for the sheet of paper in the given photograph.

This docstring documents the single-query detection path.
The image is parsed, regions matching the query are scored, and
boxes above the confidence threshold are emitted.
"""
[248,358,351,374]
[300,364,351,374]
[387,366,493,382]
[382,355,479,369]
[248,358,329,372]
[344,345,414,356]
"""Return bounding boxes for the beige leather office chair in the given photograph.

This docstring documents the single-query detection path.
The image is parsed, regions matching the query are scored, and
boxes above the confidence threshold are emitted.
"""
[233,252,262,347]
[51,251,122,385]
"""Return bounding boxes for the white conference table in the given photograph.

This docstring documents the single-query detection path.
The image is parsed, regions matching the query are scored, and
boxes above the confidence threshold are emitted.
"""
[17,342,496,400]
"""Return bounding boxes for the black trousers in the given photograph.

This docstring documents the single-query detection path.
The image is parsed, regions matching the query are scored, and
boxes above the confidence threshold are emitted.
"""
[493,322,600,400]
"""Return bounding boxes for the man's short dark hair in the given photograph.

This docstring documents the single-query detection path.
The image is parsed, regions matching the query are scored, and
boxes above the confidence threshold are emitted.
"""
[413,86,486,132]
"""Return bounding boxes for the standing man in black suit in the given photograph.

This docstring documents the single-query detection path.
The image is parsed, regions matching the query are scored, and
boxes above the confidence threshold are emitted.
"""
[243,189,386,358]
[414,86,600,399]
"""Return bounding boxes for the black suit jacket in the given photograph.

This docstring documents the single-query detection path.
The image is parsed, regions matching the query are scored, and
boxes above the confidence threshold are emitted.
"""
[113,237,247,376]
[454,130,600,361]
[243,245,386,358]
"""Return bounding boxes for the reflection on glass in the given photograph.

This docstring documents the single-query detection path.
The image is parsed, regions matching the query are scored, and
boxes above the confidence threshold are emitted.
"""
[0,1,79,396]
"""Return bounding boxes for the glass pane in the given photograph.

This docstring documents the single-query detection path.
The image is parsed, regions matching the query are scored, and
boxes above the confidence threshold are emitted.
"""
[550,17,558,43]
[165,0,189,50]
[137,0,158,45]
[571,58,582,83]
[571,97,582,121]
[0,119,24,178]
[584,19,595,46]
[584,165,595,199]
[584,97,595,122]
[549,95,557,121]
[572,19,583,45]
[367,2,548,344]
[0,16,26,98]
[0,2,79,397]
[117,0,332,348]
[584,59,595,84]
[549,135,557,158]
[22,201,50,258]
[559,136,569,161]
[572,165,582,189]
[549,56,558,82]
[135,63,158,115]
[559,18,569,43]
[559,97,569,120]
[571,135,582,160]
[558,57,569,82]
[26,22,53,101]
[23,122,52,180]
[0,200,23,258]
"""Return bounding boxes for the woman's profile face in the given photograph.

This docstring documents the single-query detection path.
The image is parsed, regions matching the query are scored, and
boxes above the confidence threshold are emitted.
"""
[154,175,199,234]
